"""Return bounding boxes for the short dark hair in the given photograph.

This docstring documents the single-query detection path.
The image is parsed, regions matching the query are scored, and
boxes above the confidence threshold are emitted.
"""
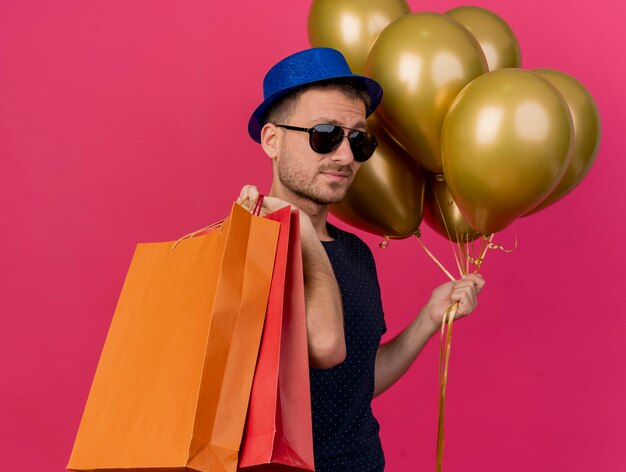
[263,79,372,126]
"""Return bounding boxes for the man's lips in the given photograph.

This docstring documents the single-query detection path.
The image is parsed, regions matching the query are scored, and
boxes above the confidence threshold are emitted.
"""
[321,171,351,181]
[320,166,353,179]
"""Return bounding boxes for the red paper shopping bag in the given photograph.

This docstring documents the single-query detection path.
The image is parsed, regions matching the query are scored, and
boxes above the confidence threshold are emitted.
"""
[238,208,314,471]
[68,203,279,472]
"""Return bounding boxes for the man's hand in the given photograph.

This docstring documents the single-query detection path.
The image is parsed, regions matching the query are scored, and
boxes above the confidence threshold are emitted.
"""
[236,184,291,214]
[236,184,316,229]
[374,273,486,396]
[422,274,486,333]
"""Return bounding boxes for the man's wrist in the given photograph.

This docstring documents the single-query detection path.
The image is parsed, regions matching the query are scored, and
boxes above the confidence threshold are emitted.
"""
[416,306,440,338]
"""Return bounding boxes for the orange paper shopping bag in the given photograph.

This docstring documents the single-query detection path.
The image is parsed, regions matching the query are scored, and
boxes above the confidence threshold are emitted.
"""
[238,208,315,471]
[68,203,279,472]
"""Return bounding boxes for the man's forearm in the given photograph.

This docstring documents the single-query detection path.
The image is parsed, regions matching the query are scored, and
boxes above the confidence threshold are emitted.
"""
[373,274,484,396]
[373,309,438,396]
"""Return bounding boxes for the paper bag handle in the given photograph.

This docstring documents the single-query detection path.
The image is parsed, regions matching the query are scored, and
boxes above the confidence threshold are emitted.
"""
[170,194,265,251]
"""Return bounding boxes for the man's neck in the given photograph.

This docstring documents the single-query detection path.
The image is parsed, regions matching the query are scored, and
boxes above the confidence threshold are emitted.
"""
[269,186,334,241]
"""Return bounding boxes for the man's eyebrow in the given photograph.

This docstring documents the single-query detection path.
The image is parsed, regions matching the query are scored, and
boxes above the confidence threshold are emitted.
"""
[314,118,367,130]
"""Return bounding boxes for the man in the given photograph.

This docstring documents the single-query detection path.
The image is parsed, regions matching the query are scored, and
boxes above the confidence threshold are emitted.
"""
[237,48,485,472]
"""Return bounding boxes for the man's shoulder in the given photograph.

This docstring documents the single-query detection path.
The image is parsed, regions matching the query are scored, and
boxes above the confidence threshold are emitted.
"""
[327,223,373,256]
[328,221,359,241]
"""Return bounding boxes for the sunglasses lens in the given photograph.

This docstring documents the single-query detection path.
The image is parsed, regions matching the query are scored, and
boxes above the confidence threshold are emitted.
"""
[308,124,377,161]
[348,131,378,162]
[310,124,344,153]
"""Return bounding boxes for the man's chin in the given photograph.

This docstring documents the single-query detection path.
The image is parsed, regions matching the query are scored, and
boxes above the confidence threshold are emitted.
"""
[325,185,348,205]
[321,190,349,205]
[304,189,348,206]
[291,181,351,206]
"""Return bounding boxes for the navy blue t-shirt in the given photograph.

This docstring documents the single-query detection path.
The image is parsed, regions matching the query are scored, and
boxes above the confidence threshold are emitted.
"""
[310,223,387,472]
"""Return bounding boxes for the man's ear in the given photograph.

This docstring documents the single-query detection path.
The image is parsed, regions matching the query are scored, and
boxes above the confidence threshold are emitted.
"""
[261,123,280,159]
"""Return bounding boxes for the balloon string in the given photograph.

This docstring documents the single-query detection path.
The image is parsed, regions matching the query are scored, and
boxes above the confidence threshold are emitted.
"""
[488,225,518,253]
[464,228,518,272]
[415,235,456,282]
[463,241,466,274]
[436,302,458,472]
[417,223,519,472]
[473,234,494,273]
[432,183,464,277]
[415,235,460,472]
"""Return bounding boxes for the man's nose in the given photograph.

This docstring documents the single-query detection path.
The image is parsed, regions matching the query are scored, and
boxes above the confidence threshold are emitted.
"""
[330,137,355,164]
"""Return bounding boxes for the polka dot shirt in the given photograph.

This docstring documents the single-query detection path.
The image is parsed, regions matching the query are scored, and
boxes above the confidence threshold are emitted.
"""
[310,223,387,472]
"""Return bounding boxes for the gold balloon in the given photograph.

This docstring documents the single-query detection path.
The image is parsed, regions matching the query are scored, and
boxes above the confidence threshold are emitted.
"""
[308,0,410,75]
[445,6,521,71]
[423,173,481,242]
[441,69,573,234]
[525,69,601,215]
[366,13,488,173]
[331,115,425,238]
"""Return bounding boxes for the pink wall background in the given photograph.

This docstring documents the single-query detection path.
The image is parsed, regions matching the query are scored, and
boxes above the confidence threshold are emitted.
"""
[1,0,624,470]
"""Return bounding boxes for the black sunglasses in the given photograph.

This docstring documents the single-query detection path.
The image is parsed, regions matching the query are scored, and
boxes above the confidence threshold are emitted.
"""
[275,124,378,162]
